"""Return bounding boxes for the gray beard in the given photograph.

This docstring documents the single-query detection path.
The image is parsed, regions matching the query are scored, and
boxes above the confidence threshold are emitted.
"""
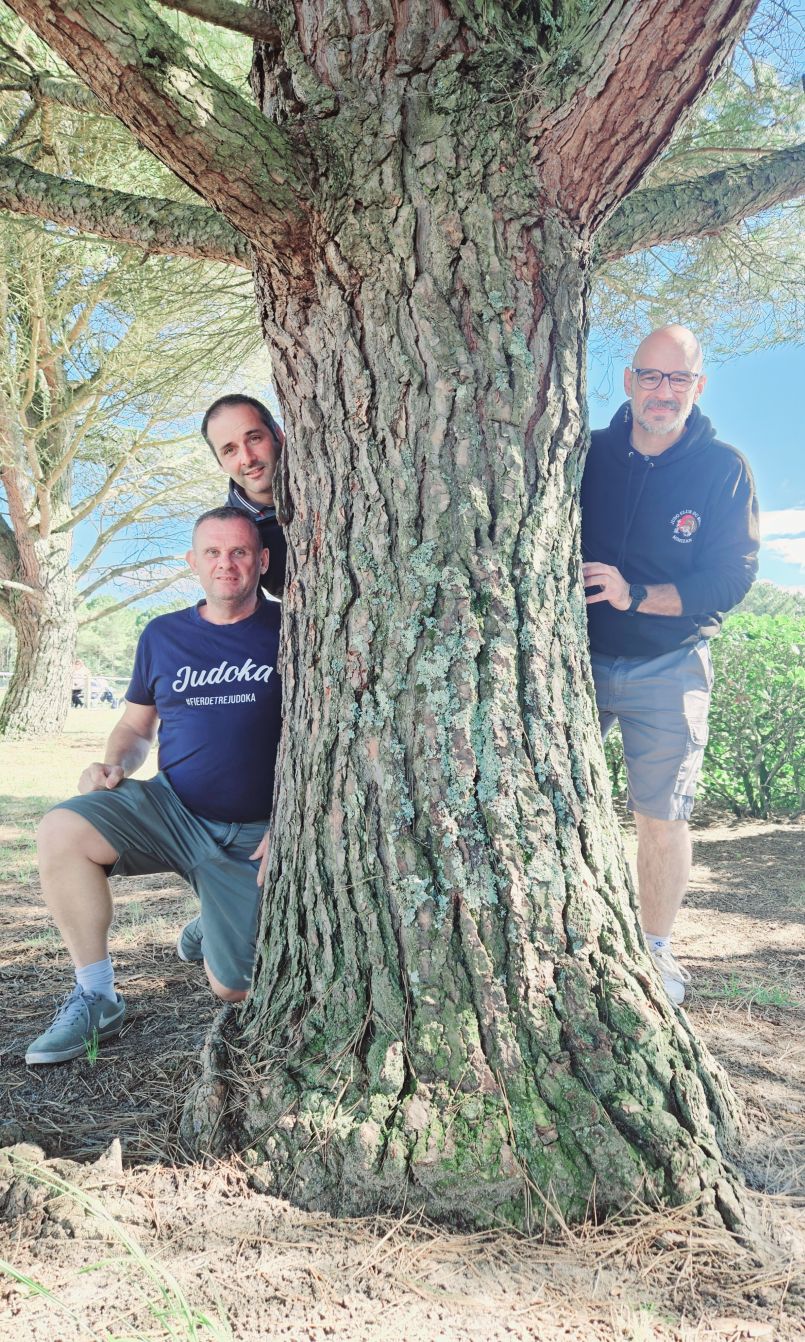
[632,398,688,438]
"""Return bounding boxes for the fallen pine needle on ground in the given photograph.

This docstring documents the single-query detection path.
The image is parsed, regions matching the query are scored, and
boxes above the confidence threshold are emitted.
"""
[1,723,803,1340]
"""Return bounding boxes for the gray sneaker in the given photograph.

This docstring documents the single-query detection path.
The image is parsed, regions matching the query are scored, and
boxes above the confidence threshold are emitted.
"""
[651,946,692,1006]
[176,915,204,963]
[25,986,126,1065]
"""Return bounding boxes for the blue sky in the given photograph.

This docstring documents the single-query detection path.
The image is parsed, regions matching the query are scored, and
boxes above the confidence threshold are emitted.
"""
[588,343,805,590]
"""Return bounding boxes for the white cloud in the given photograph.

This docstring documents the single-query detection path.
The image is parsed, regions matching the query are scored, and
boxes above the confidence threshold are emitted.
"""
[760,508,805,539]
[762,536,805,568]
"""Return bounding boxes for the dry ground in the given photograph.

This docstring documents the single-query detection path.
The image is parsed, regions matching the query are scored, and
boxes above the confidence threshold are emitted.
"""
[0,718,803,1341]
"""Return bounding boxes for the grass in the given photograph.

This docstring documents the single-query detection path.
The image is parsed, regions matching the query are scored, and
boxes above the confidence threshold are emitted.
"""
[114,893,198,947]
[17,925,63,950]
[84,1027,101,1066]
[778,881,805,911]
[0,723,190,945]
[0,711,123,884]
[0,707,156,799]
[698,975,798,1009]
[0,794,49,883]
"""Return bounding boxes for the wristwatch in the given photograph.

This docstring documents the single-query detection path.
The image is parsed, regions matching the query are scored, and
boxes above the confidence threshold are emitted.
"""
[627,583,648,614]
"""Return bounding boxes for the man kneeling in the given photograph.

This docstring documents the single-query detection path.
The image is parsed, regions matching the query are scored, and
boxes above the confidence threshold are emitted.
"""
[26,507,282,1065]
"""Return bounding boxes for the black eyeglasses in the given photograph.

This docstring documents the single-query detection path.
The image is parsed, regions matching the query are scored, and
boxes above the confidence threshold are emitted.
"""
[631,368,701,391]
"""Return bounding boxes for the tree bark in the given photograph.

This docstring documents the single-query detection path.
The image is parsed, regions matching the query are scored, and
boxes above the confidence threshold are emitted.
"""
[181,64,746,1231]
[0,529,76,737]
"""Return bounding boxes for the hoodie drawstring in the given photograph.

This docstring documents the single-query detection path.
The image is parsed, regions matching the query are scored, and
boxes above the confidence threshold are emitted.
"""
[616,450,653,574]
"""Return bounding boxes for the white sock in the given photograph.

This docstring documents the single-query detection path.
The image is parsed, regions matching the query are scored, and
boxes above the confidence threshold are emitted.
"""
[646,934,670,954]
[76,956,116,1002]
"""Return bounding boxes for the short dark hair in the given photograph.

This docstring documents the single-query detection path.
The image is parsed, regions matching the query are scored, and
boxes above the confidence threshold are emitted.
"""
[201,394,282,455]
[191,506,262,547]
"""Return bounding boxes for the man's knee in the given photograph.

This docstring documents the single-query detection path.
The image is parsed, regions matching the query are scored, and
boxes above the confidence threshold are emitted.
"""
[214,985,248,1003]
[633,811,689,845]
[37,806,118,867]
[634,811,684,829]
[204,962,248,1003]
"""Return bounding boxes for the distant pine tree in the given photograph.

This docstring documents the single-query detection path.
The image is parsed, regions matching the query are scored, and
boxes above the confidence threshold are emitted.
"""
[733,581,805,620]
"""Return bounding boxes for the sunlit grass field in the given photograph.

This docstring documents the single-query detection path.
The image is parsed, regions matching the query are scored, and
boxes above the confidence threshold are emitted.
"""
[0,707,157,885]
[2,706,131,797]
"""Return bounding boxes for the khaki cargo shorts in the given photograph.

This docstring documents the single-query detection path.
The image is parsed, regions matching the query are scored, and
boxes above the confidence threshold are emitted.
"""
[591,640,714,821]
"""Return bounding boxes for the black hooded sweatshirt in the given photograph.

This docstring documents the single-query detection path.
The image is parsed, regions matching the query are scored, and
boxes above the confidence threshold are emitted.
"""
[581,402,759,659]
[226,480,288,601]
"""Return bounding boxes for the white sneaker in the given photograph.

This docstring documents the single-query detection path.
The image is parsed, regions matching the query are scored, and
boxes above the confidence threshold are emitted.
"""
[650,946,691,1006]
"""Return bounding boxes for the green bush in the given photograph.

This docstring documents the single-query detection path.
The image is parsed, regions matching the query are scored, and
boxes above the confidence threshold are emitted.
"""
[603,725,627,802]
[703,613,805,818]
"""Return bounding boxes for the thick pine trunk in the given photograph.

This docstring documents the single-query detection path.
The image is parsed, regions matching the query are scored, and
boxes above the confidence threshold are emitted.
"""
[183,77,746,1230]
[0,532,76,737]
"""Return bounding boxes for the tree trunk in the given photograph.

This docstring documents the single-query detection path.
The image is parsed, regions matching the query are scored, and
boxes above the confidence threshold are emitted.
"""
[183,77,746,1231]
[0,531,76,737]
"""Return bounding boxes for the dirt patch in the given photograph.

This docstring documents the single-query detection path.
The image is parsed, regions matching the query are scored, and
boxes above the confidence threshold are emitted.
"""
[1,816,803,1340]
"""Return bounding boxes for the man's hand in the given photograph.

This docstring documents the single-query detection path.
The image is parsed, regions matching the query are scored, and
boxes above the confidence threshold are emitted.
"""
[251,829,270,886]
[78,762,125,794]
[583,562,631,610]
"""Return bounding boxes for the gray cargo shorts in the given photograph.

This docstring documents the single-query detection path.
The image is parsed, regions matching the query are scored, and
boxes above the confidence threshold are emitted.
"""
[591,640,714,821]
[54,772,267,991]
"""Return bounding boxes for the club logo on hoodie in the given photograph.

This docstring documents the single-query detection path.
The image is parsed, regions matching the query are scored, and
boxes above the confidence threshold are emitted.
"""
[671,510,701,543]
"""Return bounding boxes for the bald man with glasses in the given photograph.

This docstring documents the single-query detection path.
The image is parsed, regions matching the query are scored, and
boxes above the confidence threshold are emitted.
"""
[581,325,759,1005]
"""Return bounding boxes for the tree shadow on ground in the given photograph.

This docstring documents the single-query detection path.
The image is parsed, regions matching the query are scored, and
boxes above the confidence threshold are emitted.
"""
[686,824,805,924]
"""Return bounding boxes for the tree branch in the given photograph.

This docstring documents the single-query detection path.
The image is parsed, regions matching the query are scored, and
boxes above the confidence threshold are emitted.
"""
[1,100,37,152]
[0,576,43,599]
[597,144,805,262]
[78,554,184,602]
[532,0,760,230]
[157,0,280,46]
[0,155,252,267]
[5,0,311,278]
[25,70,105,114]
[43,397,103,493]
[62,444,152,534]
[78,570,191,625]
[71,478,207,572]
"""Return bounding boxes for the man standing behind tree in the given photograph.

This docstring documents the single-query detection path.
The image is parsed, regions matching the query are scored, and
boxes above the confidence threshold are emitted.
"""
[581,325,759,1004]
[202,394,288,600]
[26,508,282,1065]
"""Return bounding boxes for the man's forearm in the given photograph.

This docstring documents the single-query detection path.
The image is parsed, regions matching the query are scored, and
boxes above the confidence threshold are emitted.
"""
[637,584,683,617]
[583,562,684,616]
[104,723,154,776]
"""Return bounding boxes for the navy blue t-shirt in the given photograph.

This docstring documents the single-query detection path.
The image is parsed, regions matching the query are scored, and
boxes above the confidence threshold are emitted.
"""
[126,600,282,823]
